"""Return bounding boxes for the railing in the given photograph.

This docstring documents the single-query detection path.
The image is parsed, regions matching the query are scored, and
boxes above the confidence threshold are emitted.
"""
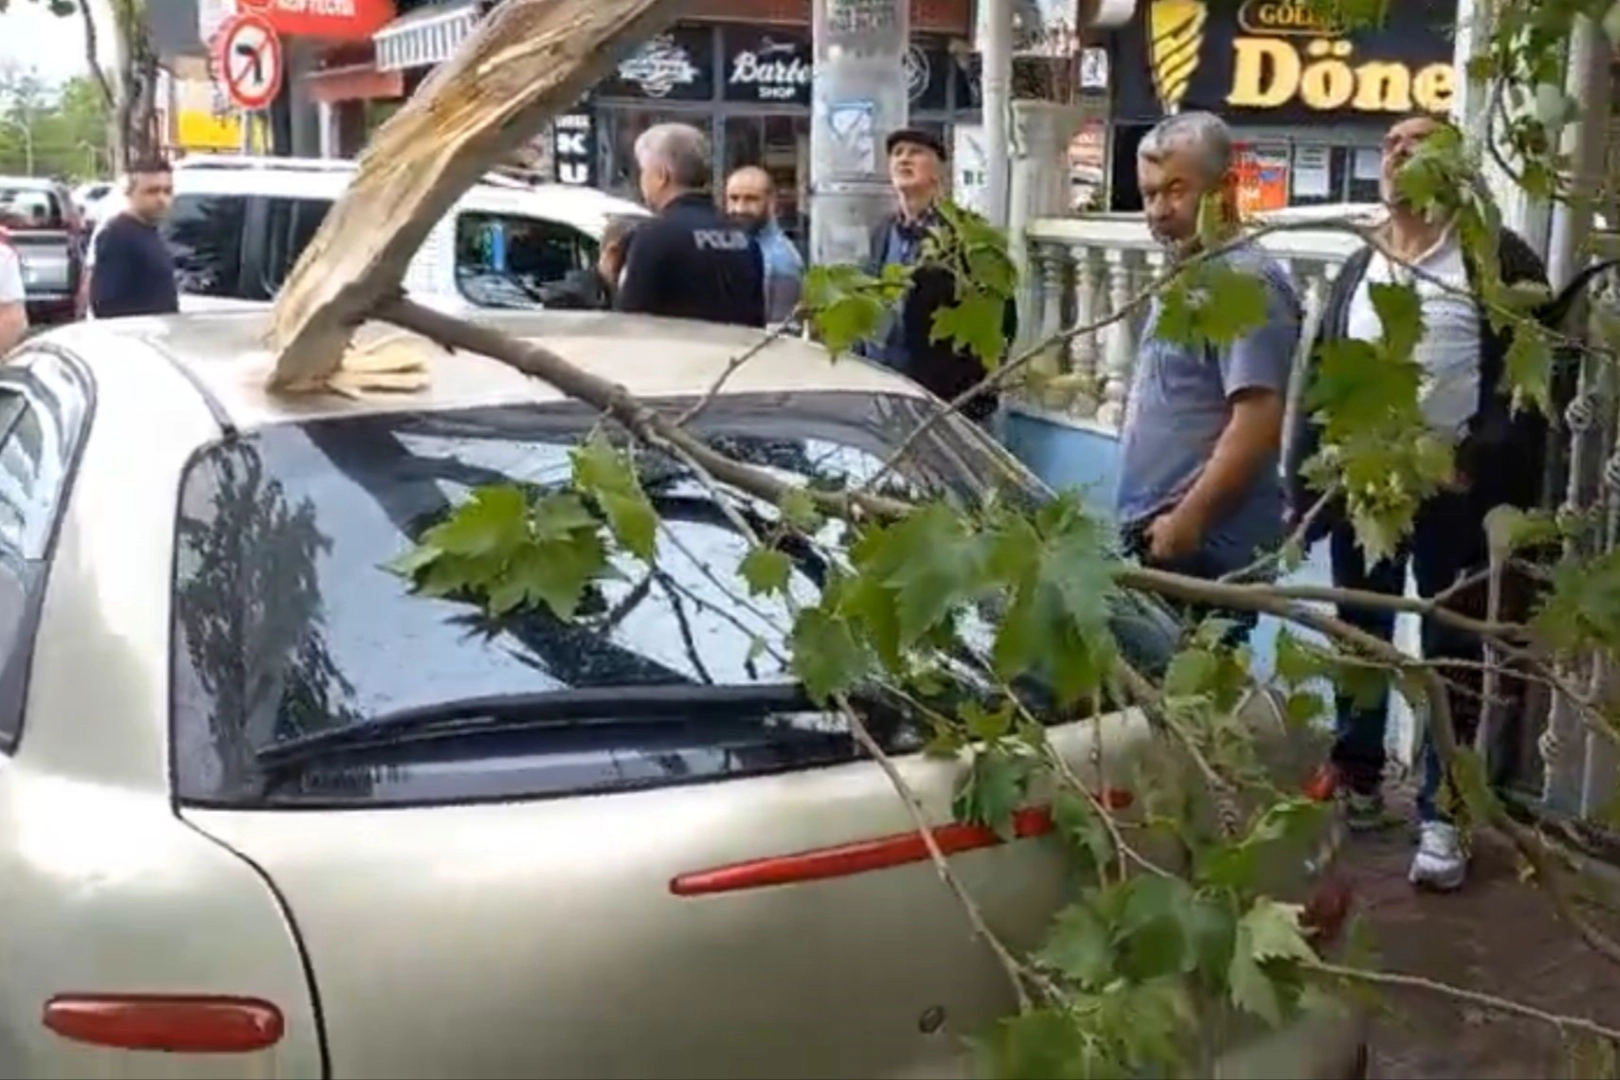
[1017,211,1365,427]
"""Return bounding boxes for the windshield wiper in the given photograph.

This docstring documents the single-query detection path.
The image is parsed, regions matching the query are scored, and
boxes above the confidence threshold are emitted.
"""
[254,682,826,775]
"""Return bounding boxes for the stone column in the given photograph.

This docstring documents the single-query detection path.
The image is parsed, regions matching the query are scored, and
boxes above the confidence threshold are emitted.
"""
[808,0,910,268]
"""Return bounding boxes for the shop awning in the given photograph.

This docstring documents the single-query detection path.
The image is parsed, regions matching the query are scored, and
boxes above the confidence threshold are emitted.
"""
[373,2,480,72]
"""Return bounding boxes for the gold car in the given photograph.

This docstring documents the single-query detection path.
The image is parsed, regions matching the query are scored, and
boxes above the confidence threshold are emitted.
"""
[0,310,1365,1078]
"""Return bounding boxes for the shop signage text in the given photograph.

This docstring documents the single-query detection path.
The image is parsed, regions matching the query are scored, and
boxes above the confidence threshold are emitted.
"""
[553,113,596,186]
[235,0,394,41]
[728,37,812,102]
[600,28,713,101]
[1228,37,1454,113]
[1122,0,1454,121]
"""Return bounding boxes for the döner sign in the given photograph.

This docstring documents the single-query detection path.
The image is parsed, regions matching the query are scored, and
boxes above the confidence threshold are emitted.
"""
[1227,37,1454,113]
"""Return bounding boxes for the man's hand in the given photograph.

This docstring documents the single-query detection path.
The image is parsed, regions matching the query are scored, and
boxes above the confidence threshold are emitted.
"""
[1146,505,1204,563]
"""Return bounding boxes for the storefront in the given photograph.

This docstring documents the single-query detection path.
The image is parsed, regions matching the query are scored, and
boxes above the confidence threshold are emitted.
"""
[1107,0,1456,211]
[576,22,977,243]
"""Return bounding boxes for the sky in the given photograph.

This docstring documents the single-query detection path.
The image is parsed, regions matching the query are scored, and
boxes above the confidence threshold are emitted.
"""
[0,0,113,86]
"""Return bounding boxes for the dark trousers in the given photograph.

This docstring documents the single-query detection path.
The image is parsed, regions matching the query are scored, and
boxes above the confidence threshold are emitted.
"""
[1327,490,1527,821]
[1122,521,1260,647]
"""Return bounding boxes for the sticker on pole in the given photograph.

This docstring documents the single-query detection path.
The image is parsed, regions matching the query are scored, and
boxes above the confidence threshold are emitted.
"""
[216,13,283,112]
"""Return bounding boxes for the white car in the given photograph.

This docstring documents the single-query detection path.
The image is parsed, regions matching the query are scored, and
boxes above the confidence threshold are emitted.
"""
[88,156,648,314]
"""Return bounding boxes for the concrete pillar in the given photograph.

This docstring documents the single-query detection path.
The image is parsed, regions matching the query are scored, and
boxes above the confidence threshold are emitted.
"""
[808,0,911,267]
[980,0,1012,228]
[316,101,339,158]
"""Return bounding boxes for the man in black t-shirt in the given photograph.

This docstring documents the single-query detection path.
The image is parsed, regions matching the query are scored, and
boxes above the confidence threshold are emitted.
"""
[89,159,179,319]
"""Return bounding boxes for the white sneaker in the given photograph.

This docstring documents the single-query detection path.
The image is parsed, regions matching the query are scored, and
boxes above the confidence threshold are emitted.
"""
[1408,820,1467,891]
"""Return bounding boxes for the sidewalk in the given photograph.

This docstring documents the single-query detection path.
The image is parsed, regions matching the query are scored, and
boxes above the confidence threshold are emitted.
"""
[1341,804,1620,1078]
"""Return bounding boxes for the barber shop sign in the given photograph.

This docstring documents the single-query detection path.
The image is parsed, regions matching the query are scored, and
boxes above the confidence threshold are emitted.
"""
[723,31,814,106]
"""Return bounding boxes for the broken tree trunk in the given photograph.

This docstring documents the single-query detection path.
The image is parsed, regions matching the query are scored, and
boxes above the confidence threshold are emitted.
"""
[264,0,689,389]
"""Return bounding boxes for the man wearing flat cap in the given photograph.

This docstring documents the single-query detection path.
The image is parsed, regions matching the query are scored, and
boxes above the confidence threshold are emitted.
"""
[857,128,1015,424]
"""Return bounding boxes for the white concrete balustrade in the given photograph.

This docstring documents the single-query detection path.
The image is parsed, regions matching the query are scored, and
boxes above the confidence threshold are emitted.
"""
[1015,211,1367,424]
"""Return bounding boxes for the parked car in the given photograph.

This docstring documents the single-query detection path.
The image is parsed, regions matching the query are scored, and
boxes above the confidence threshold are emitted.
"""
[70,179,117,226]
[88,156,648,314]
[0,310,1365,1078]
[0,176,84,326]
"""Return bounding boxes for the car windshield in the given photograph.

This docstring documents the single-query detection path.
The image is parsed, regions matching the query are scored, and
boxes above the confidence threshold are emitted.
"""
[171,391,1174,806]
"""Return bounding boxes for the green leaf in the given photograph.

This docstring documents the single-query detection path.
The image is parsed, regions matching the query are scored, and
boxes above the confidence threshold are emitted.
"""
[962,699,1014,741]
[930,292,1008,372]
[952,747,1033,839]
[739,547,793,597]
[1368,280,1424,363]
[506,525,609,618]
[1156,262,1269,349]
[788,606,873,703]
[1110,874,1200,981]
[1037,902,1114,987]
[1274,628,1328,687]
[778,487,823,532]
[1053,787,1115,874]
[1164,648,1218,698]
[1503,323,1554,416]
[803,263,908,357]
[570,434,659,561]
[1240,898,1316,963]
[420,484,529,558]
[988,495,1117,703]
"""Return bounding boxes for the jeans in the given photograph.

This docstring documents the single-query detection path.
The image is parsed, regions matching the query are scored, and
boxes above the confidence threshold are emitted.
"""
[1326,490,1530,822]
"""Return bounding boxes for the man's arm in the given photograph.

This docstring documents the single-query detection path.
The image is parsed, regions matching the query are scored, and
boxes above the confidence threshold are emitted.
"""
[0,246,29,353]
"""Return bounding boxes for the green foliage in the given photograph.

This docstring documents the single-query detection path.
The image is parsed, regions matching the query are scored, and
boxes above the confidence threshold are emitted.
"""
[803,262,911,358]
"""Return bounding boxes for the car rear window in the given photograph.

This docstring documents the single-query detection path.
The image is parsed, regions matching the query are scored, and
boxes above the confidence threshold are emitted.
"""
[0,187,65,230]
[170,392,1176,807]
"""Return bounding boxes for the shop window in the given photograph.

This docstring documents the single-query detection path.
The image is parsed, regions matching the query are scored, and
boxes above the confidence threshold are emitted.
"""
[453,212,597,309]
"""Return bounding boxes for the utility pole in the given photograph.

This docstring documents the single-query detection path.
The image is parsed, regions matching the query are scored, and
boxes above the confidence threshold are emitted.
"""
[807,0,910,267]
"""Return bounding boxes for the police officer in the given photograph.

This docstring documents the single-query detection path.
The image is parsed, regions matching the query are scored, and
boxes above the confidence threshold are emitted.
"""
[615,122,765,328]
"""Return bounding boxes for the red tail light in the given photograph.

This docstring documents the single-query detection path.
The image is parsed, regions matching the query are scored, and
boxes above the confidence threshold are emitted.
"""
[42,994,284,1053]
[672,788,1136,896]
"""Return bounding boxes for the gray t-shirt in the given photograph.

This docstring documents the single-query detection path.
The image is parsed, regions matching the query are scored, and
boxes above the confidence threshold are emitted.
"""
[1115,241,1301,571]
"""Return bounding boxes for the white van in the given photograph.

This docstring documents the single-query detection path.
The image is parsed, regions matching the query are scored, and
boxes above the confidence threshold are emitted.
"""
[91,156,648,313]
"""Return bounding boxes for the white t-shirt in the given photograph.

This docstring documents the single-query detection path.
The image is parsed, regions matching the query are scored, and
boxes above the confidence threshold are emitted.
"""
[1345,229,1480,437]
[0,244,25,305]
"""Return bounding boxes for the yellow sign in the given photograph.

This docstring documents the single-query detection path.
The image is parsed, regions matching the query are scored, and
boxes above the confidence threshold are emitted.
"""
[176,108,245,151]
[1148,0,1207,114]
[1145,0,1455,115]
[1228,37,1454,113]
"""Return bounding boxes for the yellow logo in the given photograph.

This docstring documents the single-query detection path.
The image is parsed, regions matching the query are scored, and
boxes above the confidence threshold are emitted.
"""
[1147,0,1208,115]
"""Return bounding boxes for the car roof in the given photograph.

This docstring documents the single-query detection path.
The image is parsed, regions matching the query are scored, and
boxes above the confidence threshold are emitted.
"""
[45,310,929,434]
[167,155,647,235]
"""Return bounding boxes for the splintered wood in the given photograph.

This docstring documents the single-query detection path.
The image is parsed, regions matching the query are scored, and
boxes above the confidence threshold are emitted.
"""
[264,0,688,391]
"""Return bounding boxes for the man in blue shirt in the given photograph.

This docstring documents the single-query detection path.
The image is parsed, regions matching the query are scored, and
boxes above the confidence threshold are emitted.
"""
[1117,112,1301,634]
[725,165,803,325]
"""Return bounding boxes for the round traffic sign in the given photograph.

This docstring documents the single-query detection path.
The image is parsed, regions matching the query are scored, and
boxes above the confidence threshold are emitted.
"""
[216,13,283,112]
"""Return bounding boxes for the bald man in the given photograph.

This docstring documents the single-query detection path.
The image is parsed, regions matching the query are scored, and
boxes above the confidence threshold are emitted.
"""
[725,165,804,325]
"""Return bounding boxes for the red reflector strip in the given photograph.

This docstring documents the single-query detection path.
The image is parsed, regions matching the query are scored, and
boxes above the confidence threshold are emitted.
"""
[43,994,284,1053]
[673,791,1136,896]
[1303,764,1339,803]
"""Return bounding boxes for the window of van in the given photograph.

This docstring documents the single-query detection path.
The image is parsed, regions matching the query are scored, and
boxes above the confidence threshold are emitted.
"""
[454,212,597,309]
[167,193,248,298]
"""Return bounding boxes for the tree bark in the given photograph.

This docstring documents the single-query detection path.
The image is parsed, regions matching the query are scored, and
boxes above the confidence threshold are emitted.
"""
[265,0,690,390]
